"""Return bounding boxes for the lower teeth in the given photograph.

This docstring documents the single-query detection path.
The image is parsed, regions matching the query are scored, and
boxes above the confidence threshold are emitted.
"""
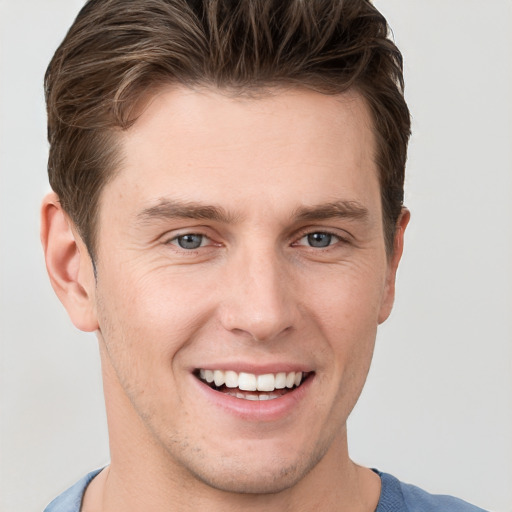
[224,390,281,400]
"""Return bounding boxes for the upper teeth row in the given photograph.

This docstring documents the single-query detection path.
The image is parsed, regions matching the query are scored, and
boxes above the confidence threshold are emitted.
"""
[199,369,303,392]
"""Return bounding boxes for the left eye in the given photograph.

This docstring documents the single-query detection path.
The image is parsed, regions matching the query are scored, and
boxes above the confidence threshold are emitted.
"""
[171,234,207,250]
[298,232,339,248]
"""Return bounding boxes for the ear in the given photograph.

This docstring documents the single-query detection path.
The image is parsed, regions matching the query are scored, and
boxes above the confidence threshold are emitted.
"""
[41,192,98,332]
[378,208,410,324]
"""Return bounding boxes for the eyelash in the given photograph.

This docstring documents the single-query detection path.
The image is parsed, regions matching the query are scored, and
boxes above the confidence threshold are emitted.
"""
[164,229,349,253]
[292,229,349,250]
[165,232,213,251]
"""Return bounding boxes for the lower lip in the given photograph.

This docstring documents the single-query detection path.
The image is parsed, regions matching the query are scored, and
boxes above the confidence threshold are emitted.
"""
[192,374,314,422]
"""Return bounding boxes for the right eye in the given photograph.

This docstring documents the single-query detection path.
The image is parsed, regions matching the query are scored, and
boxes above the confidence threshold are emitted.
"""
[294,231,342,249]
[169,234,207,250]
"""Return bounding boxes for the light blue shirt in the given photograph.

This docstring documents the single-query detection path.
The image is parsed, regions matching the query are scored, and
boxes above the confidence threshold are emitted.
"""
[44,468,489,511]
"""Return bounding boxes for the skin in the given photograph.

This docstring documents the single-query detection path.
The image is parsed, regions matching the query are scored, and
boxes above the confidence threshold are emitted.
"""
[41,86,409,512]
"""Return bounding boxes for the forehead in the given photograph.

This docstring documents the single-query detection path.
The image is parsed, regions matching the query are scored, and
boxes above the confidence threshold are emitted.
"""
[103,86,380,223]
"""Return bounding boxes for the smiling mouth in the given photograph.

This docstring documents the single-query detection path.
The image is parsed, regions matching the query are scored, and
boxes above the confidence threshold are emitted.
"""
[195,369,312,401]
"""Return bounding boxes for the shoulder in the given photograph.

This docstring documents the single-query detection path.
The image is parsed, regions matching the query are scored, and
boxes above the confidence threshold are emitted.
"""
[376,471,489,512]
[43,469,102,512]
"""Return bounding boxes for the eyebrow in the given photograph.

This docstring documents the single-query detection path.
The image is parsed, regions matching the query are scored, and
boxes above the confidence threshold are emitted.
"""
[292,200,369,223]
[136,198,369,225]
[137,199,238,224]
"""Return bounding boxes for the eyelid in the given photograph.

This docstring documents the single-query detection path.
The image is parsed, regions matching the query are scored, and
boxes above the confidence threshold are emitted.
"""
[166,232,211,245]
[169,233,207,248]
[159,226,351,250]
[161,226,214,243]
[291,227,351,246]
[295,233,340,248]
[162,228,226,255]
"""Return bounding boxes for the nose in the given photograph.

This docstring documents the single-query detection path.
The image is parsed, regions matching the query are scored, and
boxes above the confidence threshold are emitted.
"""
[219,245,298,343]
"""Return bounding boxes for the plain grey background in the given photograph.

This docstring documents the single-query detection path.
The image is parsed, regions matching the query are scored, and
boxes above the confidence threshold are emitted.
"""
[1,1,511,511]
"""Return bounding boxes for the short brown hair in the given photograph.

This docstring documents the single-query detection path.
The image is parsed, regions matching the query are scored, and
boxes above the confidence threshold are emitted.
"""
[45,0,411,257]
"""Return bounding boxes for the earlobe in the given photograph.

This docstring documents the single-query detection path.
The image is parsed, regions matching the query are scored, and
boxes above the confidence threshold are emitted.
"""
[41,192,98,332]
[378,208,410,324]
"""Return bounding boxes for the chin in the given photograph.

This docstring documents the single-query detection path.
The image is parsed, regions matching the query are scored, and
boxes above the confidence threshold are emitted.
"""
[173,438,330,496]
[191,462,306,495]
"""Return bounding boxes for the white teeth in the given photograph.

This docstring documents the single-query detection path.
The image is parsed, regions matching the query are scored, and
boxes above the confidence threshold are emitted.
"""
[275,372,286,389]
[257,373,275,392]
[285,372,295,388]
[221,391,286,401]
[213,370,225,387]
[238,372,257,391]
[224,370,238,388]
[199,369,306,393]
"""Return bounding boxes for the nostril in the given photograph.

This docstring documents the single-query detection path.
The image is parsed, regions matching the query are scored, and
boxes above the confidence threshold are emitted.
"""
[228,324,295,344]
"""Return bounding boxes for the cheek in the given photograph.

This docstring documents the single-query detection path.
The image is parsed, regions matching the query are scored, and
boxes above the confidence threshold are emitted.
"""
[308,275,381,423]
[305,260,387,334]
[303,262,385,393]
[94,275,193,427]
[94,268,203,390]
[99,263,214,340]
[94,264,227,415]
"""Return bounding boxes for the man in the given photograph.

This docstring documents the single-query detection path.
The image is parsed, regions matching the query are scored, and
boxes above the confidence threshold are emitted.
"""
[40,1,487,510]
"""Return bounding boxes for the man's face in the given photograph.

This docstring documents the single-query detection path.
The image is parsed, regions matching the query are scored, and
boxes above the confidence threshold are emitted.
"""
[87,87,403,493]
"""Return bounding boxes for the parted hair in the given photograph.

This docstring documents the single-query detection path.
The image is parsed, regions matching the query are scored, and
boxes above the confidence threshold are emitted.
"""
[45,0,411,257]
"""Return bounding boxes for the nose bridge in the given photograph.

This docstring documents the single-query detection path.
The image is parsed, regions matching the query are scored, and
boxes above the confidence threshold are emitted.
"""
[220,241,296,342]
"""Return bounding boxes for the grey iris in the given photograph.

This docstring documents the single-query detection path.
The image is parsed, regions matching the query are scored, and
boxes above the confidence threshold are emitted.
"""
[177,234,203,249]
[307,233,332,248]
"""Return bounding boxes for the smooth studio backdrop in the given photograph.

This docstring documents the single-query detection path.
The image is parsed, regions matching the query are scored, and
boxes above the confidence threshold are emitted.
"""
[1,1,511,511]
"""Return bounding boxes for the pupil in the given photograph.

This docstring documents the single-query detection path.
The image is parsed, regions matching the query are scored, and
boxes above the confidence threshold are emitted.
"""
[178,234,203,249]
[307,233,331,248]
